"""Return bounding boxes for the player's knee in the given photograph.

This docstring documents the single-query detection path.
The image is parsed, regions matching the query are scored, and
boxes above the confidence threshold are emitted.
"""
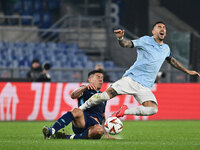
[89,125,104,139]
[94,125,104,136]
[71,108,83,118]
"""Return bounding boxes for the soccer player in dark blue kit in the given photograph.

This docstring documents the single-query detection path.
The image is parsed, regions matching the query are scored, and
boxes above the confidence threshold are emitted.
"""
[42,70,113,139]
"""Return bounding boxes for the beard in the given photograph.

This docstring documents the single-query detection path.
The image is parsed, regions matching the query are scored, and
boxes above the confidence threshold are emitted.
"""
[158,34,165,41]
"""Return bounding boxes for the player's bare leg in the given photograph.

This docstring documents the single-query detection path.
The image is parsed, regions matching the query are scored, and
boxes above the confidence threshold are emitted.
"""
[143,101,158,108]
[54,124,104,139]
[88,125,104,139]
[64,109,104,139]
[124,101,158,116]
[71,108,85,128]
[113,101,158,118]
[105,87,118,98]
[42,108,85,139]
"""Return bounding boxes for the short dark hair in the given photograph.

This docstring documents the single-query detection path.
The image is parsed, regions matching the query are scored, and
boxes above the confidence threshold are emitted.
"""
[152,21,166,29]
[88,70,104,78]
[32,58,40,64]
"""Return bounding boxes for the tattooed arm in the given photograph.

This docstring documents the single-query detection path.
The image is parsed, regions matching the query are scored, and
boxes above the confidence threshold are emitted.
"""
[71,85,87,99]
[114,29,134,48]
[166,56,200,77]
[71,83,97,99]
[118,37,134,48]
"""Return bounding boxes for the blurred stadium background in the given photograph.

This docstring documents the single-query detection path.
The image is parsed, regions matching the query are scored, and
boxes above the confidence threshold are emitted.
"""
[0,0,199,83]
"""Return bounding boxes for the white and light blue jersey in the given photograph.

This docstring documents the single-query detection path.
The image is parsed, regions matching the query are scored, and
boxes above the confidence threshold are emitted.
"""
[123,36,170,89]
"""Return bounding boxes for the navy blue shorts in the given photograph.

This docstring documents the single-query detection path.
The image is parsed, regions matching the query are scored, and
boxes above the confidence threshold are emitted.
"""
[72,112,99,134]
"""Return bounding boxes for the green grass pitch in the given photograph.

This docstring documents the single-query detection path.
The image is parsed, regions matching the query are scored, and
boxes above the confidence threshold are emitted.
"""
[0,120,199,150]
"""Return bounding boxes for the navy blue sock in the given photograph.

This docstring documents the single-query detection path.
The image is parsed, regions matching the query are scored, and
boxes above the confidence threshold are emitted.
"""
[73,129,89,139]
[52,112,74,132]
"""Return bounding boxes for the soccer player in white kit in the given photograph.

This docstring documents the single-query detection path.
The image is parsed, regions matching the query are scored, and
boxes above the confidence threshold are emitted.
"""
[79,21,200,117]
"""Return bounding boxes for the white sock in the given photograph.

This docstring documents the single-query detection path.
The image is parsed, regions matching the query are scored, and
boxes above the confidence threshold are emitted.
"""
[70,135,75,139]
[79,92,110,111]
[51,128,56,135]
[124,106,158,116]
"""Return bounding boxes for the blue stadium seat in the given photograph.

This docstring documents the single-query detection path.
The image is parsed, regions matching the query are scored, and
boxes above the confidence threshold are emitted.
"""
[18,58,26,67]
[19,70,27,78]
[36,42,47,49]
[104,61,115,68]
[50,71,62,81]
[40,13,52,29]
[46,42,57,49]
[107,72,118,81]
[14,0,23,13]
[25,42,36,49]
[0,41,4,48]
[62,72,73,81]
[67,43,79,49]
[33,0,43,11]
[1,41,119,81]
[21,11,32,25]
[32,12,42,26]
[15,42,25,48]
[23,0,33,12]
[6,42,15,49]
[46,0,60,12]
[12,60,19,68]
[49,71,56,81]
[57,42,67,49]
[76,55,88,67]
[85,61,94,69]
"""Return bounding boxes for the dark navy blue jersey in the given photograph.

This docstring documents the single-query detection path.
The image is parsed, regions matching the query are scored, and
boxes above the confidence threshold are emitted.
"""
[78,89,106,124]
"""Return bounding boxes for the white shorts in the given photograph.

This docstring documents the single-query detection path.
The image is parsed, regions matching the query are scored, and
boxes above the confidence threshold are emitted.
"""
[111,76,158,105]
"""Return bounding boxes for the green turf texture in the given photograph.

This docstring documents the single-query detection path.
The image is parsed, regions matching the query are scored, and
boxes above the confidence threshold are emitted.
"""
[0,120,199,150]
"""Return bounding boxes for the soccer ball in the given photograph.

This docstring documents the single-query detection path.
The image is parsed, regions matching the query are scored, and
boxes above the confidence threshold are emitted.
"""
[104,117,123,135]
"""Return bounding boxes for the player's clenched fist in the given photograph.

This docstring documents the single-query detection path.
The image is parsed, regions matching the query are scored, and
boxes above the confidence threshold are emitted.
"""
[114,29,125,39]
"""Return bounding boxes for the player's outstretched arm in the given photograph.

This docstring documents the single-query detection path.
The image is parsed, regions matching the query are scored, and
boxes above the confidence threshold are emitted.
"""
[114,29,134,48]
[166,56,200,77]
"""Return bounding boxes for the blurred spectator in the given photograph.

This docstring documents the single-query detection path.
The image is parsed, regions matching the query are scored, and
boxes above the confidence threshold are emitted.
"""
[1,71,11,78]
[72,71,81,81]
[95,63,111,82]
[27,58,51,82]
